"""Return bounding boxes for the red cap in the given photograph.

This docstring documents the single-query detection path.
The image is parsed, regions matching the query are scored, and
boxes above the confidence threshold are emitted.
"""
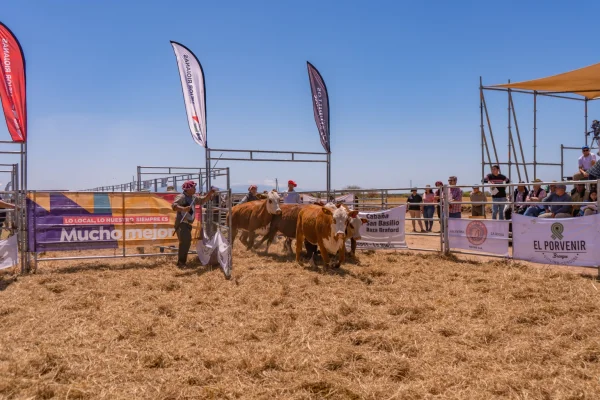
[435,181,443,186]
[182,180,197,190]
[288,180,297,187]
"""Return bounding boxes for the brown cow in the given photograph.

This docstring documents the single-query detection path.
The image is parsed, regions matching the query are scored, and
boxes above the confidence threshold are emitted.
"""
[253,203,315,254]
[230,190,281,250]
[295,204,349,268]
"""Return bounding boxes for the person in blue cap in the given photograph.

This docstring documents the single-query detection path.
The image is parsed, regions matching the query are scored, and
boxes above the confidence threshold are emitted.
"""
[573,145,597,180]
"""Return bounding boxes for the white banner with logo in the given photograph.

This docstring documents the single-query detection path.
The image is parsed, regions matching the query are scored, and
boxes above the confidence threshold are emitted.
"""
[448,219,509,256]
[0,235,18,270]
[170,41,207,148]
[196,230,231,278]
[513,214,600,267]
[349,206,407,250]
[301,193,355,207]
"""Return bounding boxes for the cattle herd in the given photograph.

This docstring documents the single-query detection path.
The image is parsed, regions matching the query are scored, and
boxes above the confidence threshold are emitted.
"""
[229,190,368,268]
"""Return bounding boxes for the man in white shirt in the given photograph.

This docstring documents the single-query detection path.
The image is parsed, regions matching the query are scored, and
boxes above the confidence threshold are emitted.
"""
[573,145,597,180]
[283,180,300,204]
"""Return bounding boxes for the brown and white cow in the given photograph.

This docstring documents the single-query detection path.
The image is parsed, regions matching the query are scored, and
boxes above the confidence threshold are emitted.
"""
[230,190,281,250]
[253,203,307,254]
[295,204,349,268]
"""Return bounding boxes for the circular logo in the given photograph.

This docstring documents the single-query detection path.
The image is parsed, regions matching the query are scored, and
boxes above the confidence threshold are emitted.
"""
[466,221,487,246]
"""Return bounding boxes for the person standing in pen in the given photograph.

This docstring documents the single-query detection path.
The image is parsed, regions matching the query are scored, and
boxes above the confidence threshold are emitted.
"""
[171,180,215,268]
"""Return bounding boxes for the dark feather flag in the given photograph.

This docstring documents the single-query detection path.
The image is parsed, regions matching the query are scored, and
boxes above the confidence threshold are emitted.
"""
[307,62,330,153]
[0,22,26,143]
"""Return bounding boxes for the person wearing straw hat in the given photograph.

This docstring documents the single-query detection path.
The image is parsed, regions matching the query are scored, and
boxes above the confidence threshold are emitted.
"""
[523,178,546,216]
[171,180,216,268]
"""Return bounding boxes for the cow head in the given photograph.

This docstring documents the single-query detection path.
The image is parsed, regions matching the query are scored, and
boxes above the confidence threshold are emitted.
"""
[322,205,348,240]
[266,190,282,215]
[346,210,368,241]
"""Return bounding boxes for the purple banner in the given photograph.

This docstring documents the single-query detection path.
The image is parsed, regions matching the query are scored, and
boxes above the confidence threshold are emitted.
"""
[307,61,330,153]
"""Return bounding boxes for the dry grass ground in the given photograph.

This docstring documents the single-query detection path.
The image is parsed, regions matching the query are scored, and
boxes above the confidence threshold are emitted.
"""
[1,238,600,399]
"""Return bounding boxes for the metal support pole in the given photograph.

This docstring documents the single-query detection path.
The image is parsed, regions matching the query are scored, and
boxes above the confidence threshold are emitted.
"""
[122,192,126,257]
[534,91,537,179]
[480,78,485,182]
[205,147,212,238]
[585,99,589,147]
[442,185,450,255]
[481,90,500,164]
[509,90,529,183]
[327,152,331,201]
[136,166,141,192]
[507,86,513,182]
[560,145,564,180]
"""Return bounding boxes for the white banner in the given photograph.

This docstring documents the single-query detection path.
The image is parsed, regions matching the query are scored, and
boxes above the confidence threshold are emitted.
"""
[0,235,18,270]
[350,206,407,250]
[301,193,355,207]
[170,41,207,148]
[513,214,600,267]
[196,230,231,278]
[448,219,509,256]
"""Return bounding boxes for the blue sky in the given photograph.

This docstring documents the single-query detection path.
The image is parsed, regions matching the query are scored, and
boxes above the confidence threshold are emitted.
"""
[2,1,600,192]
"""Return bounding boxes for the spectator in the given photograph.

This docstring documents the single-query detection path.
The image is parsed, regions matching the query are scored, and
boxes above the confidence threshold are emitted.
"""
[578,157,600,181]
[573,145,597,181]
[581,191,597,216]
[570,184,589,217]
[406,188,425,232]
[283,180,300,204]
[166,185,176,192]
[470,184,487,217]
[484,165,510,220]
[422,185,436,232]
[447,176,463,219]
[539,184,571,218]
[523,179,547,217]
[240,185,259,204]
[433,181,444,232]
[506,182,529,219]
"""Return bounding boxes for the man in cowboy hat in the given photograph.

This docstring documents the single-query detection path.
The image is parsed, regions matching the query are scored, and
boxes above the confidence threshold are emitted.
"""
[284,180,301,204]
[171,180,216,268]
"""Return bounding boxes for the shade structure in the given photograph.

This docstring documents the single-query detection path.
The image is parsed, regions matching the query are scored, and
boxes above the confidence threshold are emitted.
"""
[493,62,600,99]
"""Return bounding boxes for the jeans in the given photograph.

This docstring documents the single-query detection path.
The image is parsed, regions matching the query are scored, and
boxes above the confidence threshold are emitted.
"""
[449,212,461,218]
[492,197,505,220]
[523,206,543,217]
[423,206,435,231]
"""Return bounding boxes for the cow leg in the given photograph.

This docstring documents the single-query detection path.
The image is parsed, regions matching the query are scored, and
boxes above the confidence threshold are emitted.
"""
[295,226,304,264]
[351,238,357,258]
[317,238,330,267]
[284,238,294,254]
[304,240,317,259]
[246,231,257,251]
[335,243,345,268]
[239,231,248,247]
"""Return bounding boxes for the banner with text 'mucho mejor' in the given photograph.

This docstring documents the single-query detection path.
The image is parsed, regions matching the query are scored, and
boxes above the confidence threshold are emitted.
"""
[27,192,203,252]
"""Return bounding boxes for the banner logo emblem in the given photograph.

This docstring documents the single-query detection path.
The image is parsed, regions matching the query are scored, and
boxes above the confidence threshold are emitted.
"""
[466,220,487,246]
[550,223,564,240]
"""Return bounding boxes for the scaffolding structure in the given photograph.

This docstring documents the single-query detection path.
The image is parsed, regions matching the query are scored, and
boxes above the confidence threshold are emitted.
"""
[480,62,600,183]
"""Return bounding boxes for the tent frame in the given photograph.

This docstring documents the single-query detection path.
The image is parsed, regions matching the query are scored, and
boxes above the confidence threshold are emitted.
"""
[479,77,599,183]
